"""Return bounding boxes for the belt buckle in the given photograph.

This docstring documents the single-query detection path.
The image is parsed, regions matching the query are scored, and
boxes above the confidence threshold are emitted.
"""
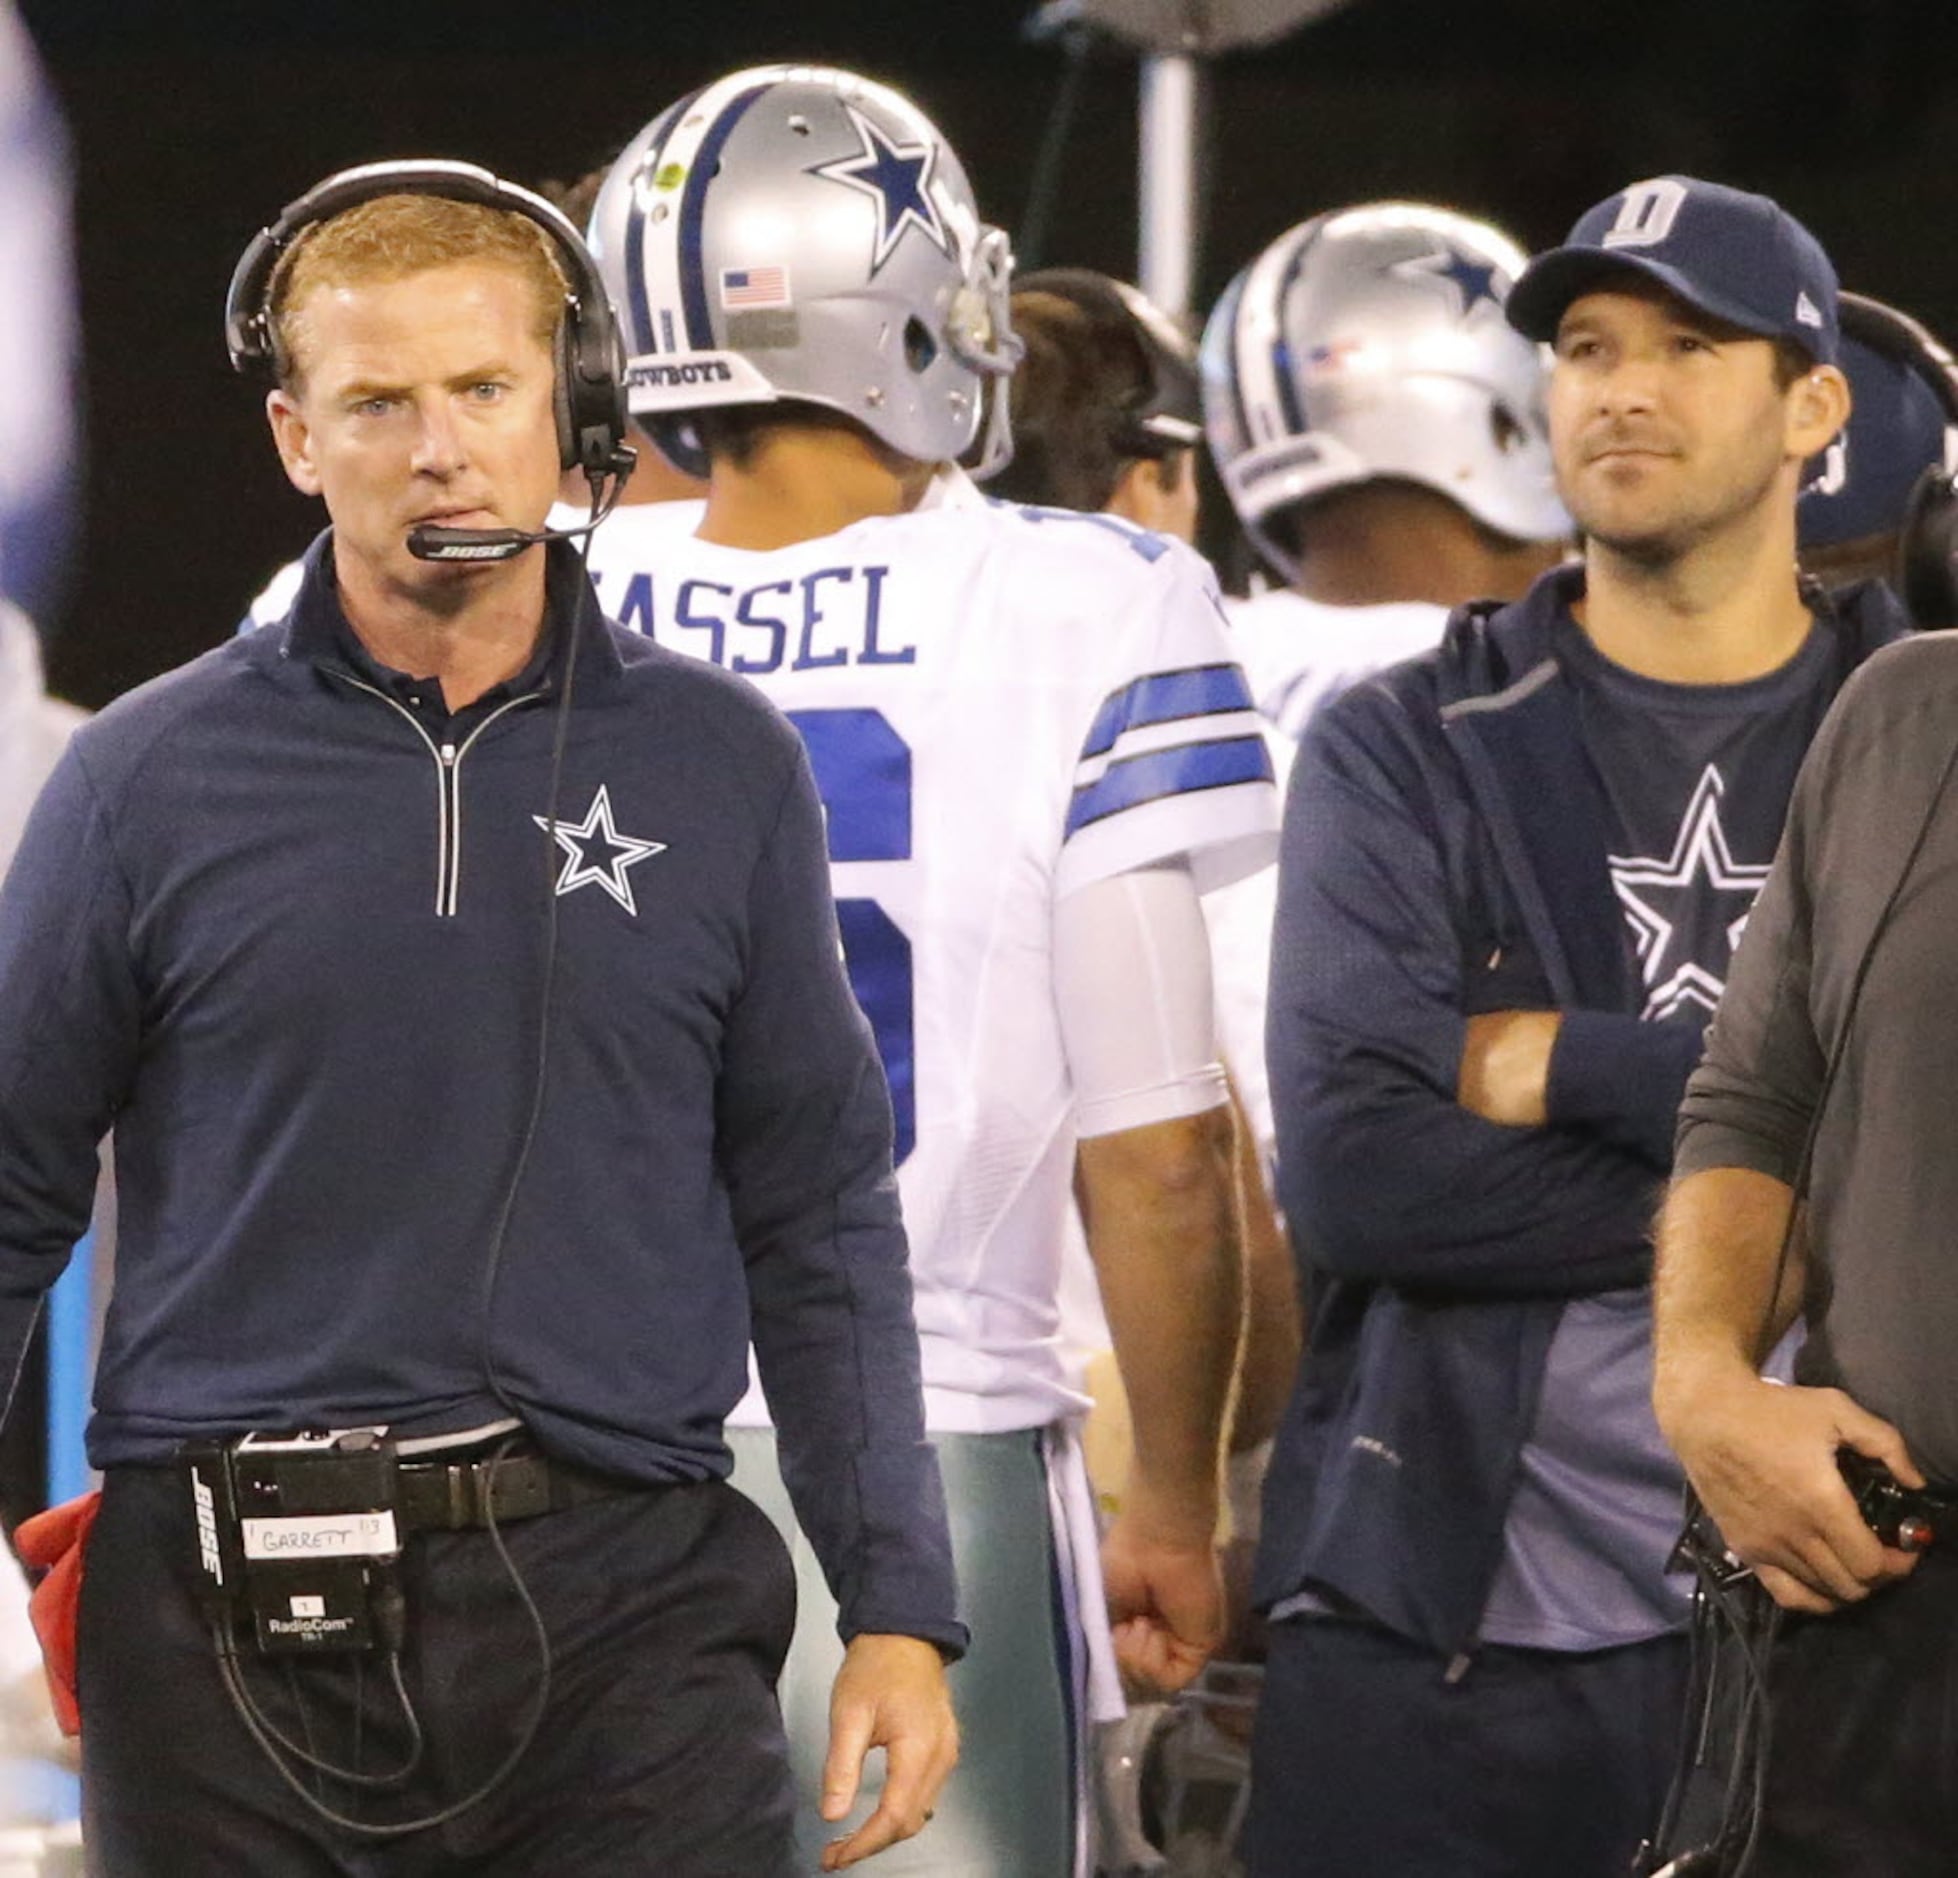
[444,1463,476,1530]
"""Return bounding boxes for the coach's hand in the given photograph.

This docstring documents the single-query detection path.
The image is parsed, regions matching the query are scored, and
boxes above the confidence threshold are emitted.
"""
[819,1633,959,1870]
[1103,1501,1224,1697]
[1661,1365,1924,1614]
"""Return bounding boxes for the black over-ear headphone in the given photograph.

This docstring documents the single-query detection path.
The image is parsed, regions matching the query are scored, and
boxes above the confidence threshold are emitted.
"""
[1834,292,1958,629]
[225,158,632,483]
[1013,267,1203,460]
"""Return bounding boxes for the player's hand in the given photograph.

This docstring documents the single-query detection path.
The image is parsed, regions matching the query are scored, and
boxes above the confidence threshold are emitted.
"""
[1661,1366,1923,1613]
[1457,1010,1562,1127]
[1102,1503,1225,1697]
[818,1633,959,1871]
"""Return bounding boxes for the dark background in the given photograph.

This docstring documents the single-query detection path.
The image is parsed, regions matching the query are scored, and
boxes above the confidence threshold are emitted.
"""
[20,0,1953,707]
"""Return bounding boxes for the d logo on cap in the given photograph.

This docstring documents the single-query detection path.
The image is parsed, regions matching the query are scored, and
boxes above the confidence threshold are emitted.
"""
[1602,179,1689,252]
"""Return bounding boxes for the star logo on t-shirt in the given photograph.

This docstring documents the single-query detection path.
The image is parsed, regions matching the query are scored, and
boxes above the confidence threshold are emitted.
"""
[1387,242,1510,319]
[1608,765,1772,1020]
[808,108,951,274]
[533,784,666,917]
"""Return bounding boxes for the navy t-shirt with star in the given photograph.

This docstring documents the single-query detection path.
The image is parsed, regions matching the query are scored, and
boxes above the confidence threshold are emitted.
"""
[1480,615,1842,1651]
[1564,619,1842,1026]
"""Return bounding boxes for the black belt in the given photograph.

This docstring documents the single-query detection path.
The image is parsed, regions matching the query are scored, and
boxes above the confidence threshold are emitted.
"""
[393,1446,641,1533]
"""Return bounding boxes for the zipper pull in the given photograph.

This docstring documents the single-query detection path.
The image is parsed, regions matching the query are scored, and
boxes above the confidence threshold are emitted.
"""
[440,743,457,769]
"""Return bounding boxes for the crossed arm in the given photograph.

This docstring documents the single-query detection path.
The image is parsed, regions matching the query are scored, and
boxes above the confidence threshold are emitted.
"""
[1270,701,1663,1298]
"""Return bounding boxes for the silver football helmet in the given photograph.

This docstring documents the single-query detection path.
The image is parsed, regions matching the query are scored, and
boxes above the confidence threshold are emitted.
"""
[1201,202,1568,580]
[588,65,1023,475]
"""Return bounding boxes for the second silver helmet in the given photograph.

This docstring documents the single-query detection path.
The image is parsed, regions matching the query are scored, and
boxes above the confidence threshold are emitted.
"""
[1201,202,1568,580]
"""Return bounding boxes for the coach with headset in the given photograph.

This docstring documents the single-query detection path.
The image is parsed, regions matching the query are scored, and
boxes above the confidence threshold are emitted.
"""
[0,164,960,1873]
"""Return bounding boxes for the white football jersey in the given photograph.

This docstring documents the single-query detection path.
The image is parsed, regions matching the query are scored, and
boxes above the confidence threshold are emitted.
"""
[1206,587,1449,1169]
[580,471,1278,1432]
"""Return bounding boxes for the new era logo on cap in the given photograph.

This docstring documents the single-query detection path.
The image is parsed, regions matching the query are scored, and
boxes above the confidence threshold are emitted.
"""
[1506,174,1840,366]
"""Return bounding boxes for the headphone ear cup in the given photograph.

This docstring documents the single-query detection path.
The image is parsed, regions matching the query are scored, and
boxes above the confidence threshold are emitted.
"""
[553,317,579,474]
[1899,463,1958,630]
[559,306,633,479]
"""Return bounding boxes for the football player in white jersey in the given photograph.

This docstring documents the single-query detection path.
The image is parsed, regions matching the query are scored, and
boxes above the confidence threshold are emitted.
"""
[584,65,1278,1877]
[1200,202,1571,1168]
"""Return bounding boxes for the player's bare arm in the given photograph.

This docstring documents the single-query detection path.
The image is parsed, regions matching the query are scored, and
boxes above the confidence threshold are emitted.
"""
[1080,1104,1238,1692]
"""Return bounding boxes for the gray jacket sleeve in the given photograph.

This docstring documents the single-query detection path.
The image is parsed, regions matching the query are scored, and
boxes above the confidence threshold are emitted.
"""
[1674,676,1840,1185]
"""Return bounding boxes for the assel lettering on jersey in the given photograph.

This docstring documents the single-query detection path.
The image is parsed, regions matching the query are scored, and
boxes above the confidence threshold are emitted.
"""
[534,784,667,917]
[1608,764,1771,1021]
[589,564,917,673]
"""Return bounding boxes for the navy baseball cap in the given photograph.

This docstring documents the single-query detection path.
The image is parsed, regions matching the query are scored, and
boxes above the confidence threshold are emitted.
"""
[1799,295,1955,549]
[1507,175,1840,365]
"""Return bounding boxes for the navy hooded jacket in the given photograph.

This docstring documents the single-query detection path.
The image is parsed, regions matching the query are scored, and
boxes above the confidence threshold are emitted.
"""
[1256,563,1907,1658]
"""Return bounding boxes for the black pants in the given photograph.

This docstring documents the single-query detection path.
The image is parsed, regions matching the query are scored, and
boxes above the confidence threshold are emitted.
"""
[1244,1614,1688,1878]
[1747,1554,1958,1876]
[79,1464,800,1876]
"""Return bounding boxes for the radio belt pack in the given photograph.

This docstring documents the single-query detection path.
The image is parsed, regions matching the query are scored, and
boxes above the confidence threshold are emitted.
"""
[183,1427,403,1656]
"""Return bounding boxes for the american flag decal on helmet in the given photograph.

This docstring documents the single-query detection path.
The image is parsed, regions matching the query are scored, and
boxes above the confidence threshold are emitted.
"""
[721,265,792,310]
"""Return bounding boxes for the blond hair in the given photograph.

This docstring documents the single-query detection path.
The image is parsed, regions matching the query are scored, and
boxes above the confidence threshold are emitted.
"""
[267,192,568,390]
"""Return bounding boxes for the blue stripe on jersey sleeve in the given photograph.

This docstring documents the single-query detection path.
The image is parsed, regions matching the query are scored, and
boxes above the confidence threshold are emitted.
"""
[1065,734,1274,836]
[1080,664,1256,762]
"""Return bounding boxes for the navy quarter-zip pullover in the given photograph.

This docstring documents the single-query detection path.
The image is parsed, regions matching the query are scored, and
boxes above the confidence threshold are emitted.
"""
[0,533,961,1652]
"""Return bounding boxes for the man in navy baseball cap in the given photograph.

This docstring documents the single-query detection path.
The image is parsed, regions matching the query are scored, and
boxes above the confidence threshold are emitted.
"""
[1507,175,1840,365]
[1240,161,1908,1878]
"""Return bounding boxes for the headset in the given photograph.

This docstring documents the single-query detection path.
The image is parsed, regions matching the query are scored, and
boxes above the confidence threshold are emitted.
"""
[1013,266,1203,460]
[1824,293,1958,628]
[226,158,635,557]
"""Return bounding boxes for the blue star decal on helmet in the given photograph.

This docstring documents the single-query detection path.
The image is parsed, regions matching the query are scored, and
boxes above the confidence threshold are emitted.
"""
[533,784,666,917]
[807,106,951,274]
[1388,243,1509,319]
